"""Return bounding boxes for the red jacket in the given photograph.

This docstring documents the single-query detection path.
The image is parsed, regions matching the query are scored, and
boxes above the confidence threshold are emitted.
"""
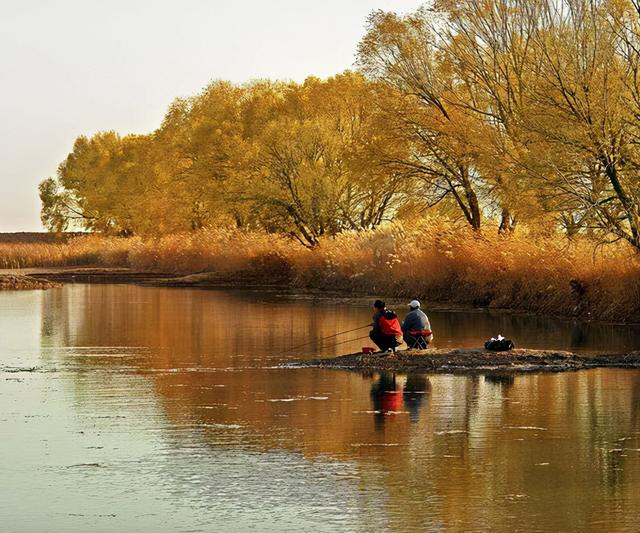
[373,309,402,336]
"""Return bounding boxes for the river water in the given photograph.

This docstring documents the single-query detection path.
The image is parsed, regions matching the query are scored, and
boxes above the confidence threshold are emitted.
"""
[2,284,640,532]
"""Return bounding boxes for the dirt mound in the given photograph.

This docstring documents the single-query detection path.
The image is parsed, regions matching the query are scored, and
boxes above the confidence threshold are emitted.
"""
[289,348,640,374]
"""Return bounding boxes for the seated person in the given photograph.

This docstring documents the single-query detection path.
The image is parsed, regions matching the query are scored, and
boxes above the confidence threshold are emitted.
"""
[369,300,403,352]
[401,300,433,348]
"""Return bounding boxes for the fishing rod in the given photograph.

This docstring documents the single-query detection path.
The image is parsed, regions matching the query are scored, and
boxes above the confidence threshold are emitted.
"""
[282,324,370,354]
[319,334,371,352]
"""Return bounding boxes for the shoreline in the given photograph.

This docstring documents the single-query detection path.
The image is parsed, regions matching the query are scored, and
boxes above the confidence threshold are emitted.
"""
[287,348,640,374]
[11,266,640,326]
[0,274,61,290]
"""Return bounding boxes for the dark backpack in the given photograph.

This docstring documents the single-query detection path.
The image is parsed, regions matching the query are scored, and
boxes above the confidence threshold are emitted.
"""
[484,338,515,351]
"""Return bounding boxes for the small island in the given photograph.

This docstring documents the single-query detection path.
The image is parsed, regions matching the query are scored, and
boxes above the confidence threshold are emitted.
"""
[289,348,640,374]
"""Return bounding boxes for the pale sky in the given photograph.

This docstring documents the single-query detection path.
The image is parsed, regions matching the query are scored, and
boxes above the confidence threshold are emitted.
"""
[0,0,424,232]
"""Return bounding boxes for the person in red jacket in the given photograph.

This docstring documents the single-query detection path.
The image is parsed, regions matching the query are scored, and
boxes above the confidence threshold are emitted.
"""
[369,300,403,353]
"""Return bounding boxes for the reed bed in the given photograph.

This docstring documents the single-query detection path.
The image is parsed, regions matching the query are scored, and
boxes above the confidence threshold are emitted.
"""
[296,222,640,322]
[0,235,133,269]
[1,224,639,322]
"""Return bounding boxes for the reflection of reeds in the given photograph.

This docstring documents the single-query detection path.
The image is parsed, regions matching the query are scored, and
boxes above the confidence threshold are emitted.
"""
[2,223,639,321]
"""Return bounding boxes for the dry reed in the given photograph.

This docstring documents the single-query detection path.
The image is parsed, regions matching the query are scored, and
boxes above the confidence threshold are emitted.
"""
[1,224,638,322]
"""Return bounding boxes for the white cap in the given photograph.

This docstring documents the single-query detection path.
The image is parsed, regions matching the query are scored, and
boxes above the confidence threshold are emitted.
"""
[408,300,420,308]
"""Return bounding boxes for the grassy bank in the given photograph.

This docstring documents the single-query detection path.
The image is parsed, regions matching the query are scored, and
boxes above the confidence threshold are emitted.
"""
[1,224,639,322]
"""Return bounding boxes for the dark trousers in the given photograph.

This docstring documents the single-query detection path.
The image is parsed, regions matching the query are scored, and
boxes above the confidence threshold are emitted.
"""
[369,330,401,351]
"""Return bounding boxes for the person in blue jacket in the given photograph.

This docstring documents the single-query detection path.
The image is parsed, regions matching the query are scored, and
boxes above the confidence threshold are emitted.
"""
[401,300,433,348]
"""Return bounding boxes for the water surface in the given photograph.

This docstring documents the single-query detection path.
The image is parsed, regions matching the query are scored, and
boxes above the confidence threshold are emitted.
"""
[2,285,640,532]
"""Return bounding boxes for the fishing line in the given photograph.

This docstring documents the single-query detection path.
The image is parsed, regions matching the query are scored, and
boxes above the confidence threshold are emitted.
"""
[320,334,371,352]
[282,324,370,354]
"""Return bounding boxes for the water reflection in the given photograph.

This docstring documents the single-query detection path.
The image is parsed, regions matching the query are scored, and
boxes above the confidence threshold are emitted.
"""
[404,374,431,423]
[369,373,431,427]
[39,285,640,358]
[483,372,515,387]
[370,373,403,429]
[3,285,640,531]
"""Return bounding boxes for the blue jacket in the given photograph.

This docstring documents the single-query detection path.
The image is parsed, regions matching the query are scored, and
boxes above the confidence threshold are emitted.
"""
[401,308,431,333]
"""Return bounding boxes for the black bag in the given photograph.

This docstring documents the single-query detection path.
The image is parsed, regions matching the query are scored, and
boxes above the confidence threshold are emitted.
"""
[484,338,515,351]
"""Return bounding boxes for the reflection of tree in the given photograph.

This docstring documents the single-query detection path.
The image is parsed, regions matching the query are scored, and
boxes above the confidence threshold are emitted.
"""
[631,374,640,427]
[39,284,75,347]
[569,322,590,351]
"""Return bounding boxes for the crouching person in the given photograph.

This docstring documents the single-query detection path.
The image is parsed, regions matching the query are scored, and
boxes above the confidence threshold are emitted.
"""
[369,300,403,353]
[402,300,433,349]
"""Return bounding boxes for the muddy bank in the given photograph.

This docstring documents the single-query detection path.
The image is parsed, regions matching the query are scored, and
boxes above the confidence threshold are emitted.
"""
[26,268,375,295]
[26,268,275,287]
[0,274,61,290]
[288,348,640,373]
[140,271,292,289]
[28,268,174,284]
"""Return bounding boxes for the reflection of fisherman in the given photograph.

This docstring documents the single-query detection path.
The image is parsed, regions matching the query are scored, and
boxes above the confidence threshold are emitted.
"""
[370,372,402,429]
[401,300,433,348]
[369,300,403,353]
[403,374,431,423]
[484,372,515,387]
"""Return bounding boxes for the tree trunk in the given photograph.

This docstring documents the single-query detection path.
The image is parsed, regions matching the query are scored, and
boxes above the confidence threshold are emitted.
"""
[601,155,640,249]
[461,168,481,231]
